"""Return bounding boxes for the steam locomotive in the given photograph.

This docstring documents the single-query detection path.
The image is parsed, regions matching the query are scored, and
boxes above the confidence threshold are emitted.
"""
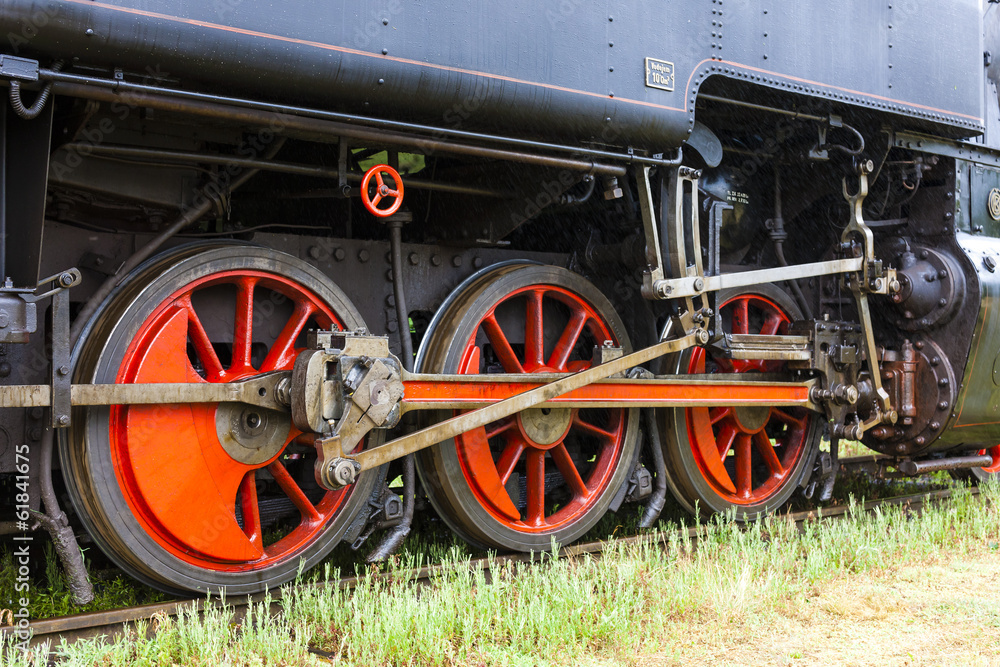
[1,0,997,601]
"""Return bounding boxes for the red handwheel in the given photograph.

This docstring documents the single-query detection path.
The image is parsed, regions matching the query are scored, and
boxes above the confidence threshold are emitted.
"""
[361,164,404,217]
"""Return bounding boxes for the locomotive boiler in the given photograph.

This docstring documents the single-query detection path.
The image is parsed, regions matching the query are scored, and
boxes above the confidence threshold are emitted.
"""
[0,0,998,601]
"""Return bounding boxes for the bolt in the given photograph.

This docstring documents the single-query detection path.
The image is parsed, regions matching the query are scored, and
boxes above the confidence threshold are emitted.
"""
[431,254,442,267]
[57,415,70,426]
[386,319,397,332]
[938,269,948,279]
[930,421,941,430]
[472,257,483,269]
[693,277,705,292]
[57,365,70,376]
[408,252,420,266]
[930,356,940,366]
[914,341,924,350]
[358,249,370,263]
[385,294,395,307]
[28,427,41,441]
[938,298,947,307]
[984,256,997,272]
[308,245,322,260]
[915,436,926,446]
[938,401,949,410]
[29,407,43,420]
[386,269,394,282]
[333,248,346,261]
[0,312,8,329]
[938,377,949,387]
[452,255,463,268]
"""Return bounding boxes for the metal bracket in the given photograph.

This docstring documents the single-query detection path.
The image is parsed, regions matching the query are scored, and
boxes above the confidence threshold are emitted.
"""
[0,55,39,82]
[840,163,897,435]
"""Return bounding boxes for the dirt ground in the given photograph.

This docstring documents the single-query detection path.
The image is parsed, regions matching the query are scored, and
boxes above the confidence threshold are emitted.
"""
[640,553,1000,667]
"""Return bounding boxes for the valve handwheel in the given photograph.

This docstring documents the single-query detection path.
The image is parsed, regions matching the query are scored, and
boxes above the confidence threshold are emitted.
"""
[361,164,404,217]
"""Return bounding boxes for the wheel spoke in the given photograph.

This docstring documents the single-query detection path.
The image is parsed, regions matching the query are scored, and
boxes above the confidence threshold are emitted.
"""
[772,408,806,429]
[485,417,516,441]
[526,450,546,525]
[717,422,738,460]
[571,414,617,442]
[754,431,784,476]
[232,276,258,374]
[735,435,753,499]
[495,434,527,485]
[547,307,588,371]
[525,289,545,369]
[375,172,385,188]
[261,299,317,372]
[759,314,782,336]
[182,298,225,381]
[482,313,524,373]
[268,461,321,524]
[551,443,590,500]
[731,298,750,335]
[239,471,263,551]
[709,407,732,425]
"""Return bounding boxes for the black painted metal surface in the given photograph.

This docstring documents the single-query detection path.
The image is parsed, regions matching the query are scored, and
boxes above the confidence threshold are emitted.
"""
[0,0,985,151]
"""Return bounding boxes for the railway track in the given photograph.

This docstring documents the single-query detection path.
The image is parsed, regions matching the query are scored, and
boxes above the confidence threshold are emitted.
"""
[4,476,979,651]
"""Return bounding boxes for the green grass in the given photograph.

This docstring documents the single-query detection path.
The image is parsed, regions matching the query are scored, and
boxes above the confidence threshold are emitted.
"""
[6,480,996,667]
[0,541,169,620]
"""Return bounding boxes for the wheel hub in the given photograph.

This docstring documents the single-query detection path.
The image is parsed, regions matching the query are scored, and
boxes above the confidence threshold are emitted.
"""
[517,406,573,448]
[731,405,771,433]
[216,403,291,465]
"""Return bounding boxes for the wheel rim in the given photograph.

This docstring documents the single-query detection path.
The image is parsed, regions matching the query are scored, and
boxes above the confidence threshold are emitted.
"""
[685,294,811,505]
[977,445,1000,474]
[101,267,356,572]
[451,284,627,532]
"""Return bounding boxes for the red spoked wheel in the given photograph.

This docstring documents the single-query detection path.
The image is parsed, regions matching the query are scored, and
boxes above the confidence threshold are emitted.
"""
[361,164,404,217]
[660,286,820,519]
[62,245,383,595]
[416,264,638,551]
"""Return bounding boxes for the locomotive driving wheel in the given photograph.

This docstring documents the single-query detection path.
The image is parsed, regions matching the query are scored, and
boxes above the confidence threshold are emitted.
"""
[416,264,639,551]
[62,245,383,595]
[660,285,821,519]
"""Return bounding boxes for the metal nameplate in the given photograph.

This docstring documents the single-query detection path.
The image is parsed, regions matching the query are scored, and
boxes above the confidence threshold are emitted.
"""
[644,58,674,92]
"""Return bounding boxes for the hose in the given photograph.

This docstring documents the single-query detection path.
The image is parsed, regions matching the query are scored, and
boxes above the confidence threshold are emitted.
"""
[9,61,63,120]
[639,408,668,528]
[367,213,416,561]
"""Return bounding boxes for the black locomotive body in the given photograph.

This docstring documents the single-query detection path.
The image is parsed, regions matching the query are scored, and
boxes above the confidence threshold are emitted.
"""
[0,0,998,599]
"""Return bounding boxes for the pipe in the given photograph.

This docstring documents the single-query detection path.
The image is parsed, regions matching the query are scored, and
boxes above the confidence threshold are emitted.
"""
[366,212,416,562]
[68,139,285,347]
[639,408,668,529]
[42,67,674,169]
[897,455,994,476]
[65,143,512,198]
[769,169,813,319]
[47,79,628,176]
[33,425,94,604]
[365,454,415,563]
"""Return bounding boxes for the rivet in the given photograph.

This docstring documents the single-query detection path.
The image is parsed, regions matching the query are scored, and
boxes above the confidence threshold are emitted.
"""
[378,78,385,85]
[385,294,395,307]
[452,255,463,268]
[408,252,420,266]
[382,18,388,25]
[386,269,394,282]
[472,256,484,269]
[333,248,346,261]
[431,254,442,267]
[382,48,388,55]
[308,245,322,260]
